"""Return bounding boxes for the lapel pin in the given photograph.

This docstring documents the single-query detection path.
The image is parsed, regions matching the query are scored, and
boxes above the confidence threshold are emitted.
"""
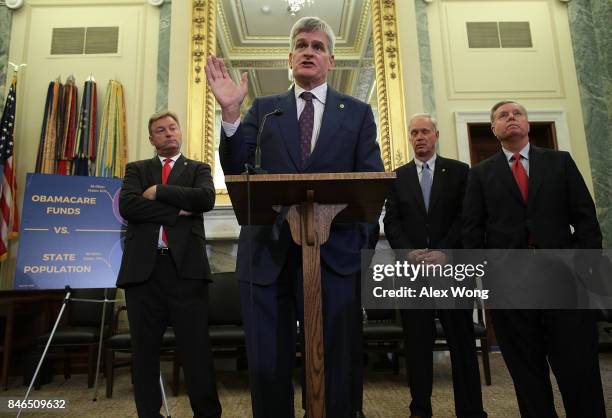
[442,168,446,172]
[184,162,187,166]
[339,103,345,109]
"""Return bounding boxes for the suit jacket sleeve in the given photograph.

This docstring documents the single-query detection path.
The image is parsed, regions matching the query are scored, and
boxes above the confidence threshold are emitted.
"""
[156,162,216,213]
[438,162,469,249]
[383,175,414,250]
[219,99,260,175]
[119,162,179,225]
[355,105,385,172]
[564,153,602,248]
[462,167,486,249]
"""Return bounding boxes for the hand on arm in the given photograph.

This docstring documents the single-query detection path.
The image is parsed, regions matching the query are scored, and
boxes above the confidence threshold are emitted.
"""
[155,162,216,213]
[142,185,156,200]
[142,184,193,216]
[141,184,192,216]
[119,163,179,225]
[204,55,248,123]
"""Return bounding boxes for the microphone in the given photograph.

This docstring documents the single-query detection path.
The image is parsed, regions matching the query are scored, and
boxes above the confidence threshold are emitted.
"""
[245,108,283,175]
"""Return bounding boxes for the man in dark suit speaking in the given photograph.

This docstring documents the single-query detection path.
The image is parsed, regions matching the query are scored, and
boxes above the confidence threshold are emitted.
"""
[205,16,383,418]
[463,101,605,417]
[384,114,486,418]
[117,111,221,418]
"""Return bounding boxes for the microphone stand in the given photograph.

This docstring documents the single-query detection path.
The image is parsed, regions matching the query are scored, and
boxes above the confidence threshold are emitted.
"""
[242,109,283,174]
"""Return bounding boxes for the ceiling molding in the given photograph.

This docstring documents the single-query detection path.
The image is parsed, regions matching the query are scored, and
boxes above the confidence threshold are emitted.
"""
[217,0,371,58]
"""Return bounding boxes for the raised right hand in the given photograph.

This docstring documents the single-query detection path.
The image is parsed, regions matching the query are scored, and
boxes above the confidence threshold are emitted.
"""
[204,55,248,122]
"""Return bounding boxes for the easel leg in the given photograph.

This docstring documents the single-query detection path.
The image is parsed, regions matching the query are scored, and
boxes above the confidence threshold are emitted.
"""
[92,288,109,401]
[16,287,72,418]
[160,374,171,418]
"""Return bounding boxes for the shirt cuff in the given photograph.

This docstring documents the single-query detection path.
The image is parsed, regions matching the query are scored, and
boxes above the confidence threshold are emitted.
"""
[221,118,241,137]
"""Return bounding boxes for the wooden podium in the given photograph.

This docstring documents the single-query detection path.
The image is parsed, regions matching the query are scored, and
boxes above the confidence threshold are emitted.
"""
[225,172,395,418]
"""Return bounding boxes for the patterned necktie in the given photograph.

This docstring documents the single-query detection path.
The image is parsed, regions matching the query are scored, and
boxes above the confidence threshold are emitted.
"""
[420,162,432,211]
[511,152,528,203]
[298,92,314,163]
[161,158,172,245]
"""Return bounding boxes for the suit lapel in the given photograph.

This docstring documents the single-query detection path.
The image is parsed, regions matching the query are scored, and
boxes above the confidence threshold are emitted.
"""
[304,88,347,170]
[148,156,162,186]
[167,154,187,184]
[275,89,300,169]
[428,156,445,213]
[527,145,544,207]
[405,160,427,214]
[494,150,525,205]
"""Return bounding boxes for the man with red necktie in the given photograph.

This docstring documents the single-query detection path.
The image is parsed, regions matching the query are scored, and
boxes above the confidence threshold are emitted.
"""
[117,111,221,418]
[463,101,605,417]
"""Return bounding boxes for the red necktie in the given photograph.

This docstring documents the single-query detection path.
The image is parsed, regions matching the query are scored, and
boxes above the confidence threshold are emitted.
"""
[161,158,172,245]
[512,152,528,203]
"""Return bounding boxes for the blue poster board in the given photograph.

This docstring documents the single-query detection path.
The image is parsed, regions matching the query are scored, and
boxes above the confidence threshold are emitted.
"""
[14,173,125,290]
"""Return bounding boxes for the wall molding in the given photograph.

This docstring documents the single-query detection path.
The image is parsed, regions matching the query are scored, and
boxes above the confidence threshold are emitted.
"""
[454,110,572,165]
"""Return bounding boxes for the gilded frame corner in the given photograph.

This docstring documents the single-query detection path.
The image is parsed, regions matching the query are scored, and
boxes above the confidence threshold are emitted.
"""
[187,0,216,165]
[371,0,409,170]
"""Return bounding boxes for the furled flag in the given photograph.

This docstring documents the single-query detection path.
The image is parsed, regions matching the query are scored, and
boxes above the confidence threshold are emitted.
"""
[0,76,20,261]
[56,75,78,175]
[35,79,62,174]
[95,80,127,178]
[73,78,97,176]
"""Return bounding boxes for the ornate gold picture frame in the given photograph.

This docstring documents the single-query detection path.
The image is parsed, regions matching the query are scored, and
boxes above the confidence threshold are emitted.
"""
[186,0,408,202]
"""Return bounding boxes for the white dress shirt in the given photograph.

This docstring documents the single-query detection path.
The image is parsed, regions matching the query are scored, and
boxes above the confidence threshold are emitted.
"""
[501,142,530,176]
[221,83,328,152]
[414,154,437,182]
[157,153,180,248]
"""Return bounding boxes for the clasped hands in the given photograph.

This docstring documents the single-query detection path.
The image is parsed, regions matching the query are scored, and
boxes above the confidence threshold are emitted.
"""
[408,249,447,265]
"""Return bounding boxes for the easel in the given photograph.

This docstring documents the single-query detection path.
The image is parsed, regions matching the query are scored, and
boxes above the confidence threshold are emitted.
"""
[15,286,172,418]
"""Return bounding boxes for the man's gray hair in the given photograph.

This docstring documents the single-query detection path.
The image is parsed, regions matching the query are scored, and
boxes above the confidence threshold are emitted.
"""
[490,100,528,123]
[148,110,180,135]
[289,17,335,54]
[408,113,438,132]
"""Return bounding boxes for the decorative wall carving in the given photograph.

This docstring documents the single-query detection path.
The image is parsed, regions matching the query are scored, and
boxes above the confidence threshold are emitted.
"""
[372,0,409,169]
[187,0,216,164]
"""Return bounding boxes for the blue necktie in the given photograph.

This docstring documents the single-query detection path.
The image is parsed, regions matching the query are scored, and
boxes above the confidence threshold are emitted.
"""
[420,162,432,211]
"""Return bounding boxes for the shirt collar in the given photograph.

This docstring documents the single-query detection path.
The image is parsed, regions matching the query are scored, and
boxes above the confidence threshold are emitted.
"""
[158,153,181,165]
[502,142,530,162]
[294,82,327,105]
[414,154,437,171]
